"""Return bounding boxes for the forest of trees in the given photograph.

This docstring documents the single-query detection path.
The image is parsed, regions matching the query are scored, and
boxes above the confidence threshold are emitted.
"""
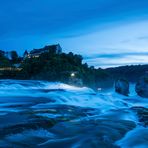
[20,51,111,89]
[106,65,148,82]
[0,47,111,89]
[0,46,147,89]
[0,50,21,67]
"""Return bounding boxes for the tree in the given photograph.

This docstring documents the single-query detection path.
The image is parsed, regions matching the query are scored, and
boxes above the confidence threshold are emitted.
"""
[0,50,5,58]
[23,50,29,59]
[11,51,18,63]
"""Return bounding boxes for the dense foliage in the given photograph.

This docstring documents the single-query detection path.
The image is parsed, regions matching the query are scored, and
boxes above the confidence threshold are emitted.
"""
[20,51,110,88]
[0,46,148,89]
[106,65,148,82]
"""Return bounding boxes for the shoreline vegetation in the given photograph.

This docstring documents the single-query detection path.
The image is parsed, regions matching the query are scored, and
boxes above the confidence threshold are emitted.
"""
[0,44,148,89]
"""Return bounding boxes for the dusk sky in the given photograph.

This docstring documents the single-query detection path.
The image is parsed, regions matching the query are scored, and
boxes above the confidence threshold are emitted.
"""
[0,0,148,68]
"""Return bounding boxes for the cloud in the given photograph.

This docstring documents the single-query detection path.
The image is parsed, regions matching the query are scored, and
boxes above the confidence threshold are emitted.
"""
[0,0,148,38]
[137,36,148,40]
[84,52,148,68]
[0,0,148,67]
[85,52,148,59]
[120,39,131,43]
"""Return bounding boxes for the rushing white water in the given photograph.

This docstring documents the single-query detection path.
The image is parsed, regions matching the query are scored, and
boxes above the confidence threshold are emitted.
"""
[0,80,147,148]
[116,126,148,148]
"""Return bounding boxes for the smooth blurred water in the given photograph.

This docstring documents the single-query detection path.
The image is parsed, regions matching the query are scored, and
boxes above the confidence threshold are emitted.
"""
[0,80,147,148]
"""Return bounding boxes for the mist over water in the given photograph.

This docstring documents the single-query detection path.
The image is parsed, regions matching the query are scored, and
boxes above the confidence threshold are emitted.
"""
[0,80,147,148]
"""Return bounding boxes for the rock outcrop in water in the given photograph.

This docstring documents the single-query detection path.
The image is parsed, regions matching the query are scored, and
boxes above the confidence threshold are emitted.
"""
[115,78,129,96]
[135,74,148,98]
[132,107,148,126]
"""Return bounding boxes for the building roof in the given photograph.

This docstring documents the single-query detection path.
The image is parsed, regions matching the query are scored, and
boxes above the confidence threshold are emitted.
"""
[30,44,62,54]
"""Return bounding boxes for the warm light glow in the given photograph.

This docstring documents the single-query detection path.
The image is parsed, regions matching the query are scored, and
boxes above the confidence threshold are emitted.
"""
[71,73,75,77]
[0,67,22,71]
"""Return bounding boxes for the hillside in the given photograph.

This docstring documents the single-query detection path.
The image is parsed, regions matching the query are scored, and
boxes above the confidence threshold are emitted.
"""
[0,45,111,89]
[106,64,148,82]
[0,45,148,88]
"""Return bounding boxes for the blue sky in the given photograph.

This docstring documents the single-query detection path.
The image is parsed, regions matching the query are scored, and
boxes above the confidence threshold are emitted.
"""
[0,0,148,68]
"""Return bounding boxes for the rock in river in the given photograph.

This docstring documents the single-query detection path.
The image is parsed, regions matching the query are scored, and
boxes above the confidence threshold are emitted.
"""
[136,74,148,98]
[115,78,129,96]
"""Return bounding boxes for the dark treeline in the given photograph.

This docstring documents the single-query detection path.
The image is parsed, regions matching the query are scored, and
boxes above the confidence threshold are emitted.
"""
[20,51,111,89]
[0,50,21,66]
[0,46,148,89]
[106,65,148,83]
[0,47,111,89]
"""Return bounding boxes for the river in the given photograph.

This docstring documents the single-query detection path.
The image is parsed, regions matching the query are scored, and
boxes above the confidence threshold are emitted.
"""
[0,80,147,148]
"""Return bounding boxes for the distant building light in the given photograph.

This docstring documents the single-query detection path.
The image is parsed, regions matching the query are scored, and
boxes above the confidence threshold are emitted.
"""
[71,73,75,77]
[97,88,102,91]
[0,67,22,71]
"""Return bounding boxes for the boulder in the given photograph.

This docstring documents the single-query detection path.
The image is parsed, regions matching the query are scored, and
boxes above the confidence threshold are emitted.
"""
[115,78,129,96]
[135,74,148,98]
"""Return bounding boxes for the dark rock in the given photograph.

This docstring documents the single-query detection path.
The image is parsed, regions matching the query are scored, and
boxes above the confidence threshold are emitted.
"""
[115,78,129,96]
[132,107,148,127]
[135,74,148,98]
